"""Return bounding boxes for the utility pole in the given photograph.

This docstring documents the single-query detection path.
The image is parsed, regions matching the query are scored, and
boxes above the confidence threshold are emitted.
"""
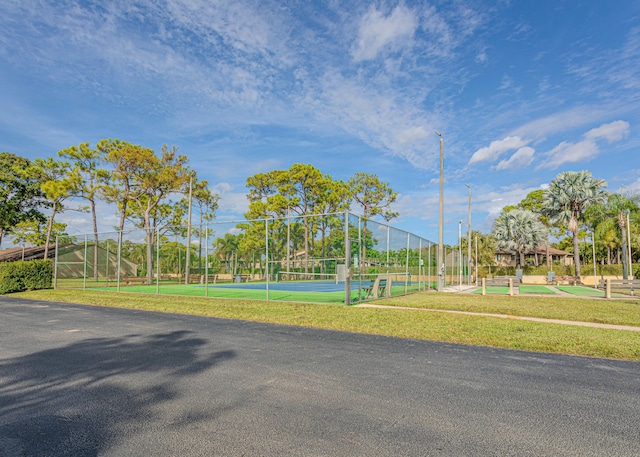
[435,130,444,291]
[185,171,194,285]
[465,184,471,285]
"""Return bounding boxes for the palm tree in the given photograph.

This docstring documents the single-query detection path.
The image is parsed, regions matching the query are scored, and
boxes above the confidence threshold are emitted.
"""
[543,171,607,281]
[492,209,546,268]
[598,194,639,278]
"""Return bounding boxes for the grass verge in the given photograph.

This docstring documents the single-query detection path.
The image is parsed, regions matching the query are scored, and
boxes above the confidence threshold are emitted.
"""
[6,289,640,361]
[379,291,640,327]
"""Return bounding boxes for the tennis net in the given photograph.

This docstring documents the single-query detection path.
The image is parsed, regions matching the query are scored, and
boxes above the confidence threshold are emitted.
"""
[276,271,339,283]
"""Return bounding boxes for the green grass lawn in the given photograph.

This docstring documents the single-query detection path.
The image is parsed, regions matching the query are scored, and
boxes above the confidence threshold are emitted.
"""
[472,286,510,295]
[8,289,640,361]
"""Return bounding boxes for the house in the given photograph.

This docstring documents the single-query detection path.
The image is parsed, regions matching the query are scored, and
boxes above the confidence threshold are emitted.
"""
[0,244,138,278]
[495,245,573,267]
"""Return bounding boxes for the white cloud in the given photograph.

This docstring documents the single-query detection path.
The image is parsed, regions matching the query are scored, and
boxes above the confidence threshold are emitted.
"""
[307,70,435,169]
[396,126,429,145]
[584,120,630,142]
[352,5,418,62]
[495,146,535,171]
[540,139,599,169]
[468,136,529,165]
[511,106,607,140]
[622,177,640,193]
[212,182,248,215]
[540,120,630,169]
[498,75,513,90]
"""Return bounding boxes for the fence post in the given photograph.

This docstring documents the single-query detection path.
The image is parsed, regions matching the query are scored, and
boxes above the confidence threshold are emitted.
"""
[265,219,269,302]
[508,278,514,296]
[156,226,160,295]
[428,242,431,291]
[205,226,209,298]
[418,239,423,291]
[481,277,486,296]
[83,234,88,290]
[53,235,59,290]
[405,232,410,294]
[116,230,122,292]
[605,279,611,299]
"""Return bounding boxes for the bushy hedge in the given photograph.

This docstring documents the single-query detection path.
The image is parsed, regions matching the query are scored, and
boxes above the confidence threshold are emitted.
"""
[477,263,638,278]
[0,260,53,294]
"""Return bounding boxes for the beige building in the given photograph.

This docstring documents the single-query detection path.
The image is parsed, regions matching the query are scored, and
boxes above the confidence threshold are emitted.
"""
[495,246,573,267]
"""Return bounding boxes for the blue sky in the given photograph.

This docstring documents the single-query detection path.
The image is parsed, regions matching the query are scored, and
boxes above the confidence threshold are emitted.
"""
[1,0,639,245]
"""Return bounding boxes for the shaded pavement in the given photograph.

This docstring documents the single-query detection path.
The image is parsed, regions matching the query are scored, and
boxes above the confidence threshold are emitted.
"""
[1,296,639,456]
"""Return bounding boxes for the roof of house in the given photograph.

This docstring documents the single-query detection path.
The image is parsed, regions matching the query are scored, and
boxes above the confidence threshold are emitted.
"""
[495,245,572,256]
[0,245,56,262]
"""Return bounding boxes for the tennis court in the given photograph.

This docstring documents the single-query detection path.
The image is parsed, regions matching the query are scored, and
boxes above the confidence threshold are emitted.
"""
[53,212,456,305]
[91,272,422,305]
[473,285,558,295]
[555,285,628,298]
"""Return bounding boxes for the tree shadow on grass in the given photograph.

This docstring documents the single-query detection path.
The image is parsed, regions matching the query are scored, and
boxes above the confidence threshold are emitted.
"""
[0,331,235,456]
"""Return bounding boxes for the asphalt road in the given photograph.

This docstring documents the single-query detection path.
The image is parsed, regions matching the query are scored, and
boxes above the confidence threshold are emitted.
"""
[1,296,639,456]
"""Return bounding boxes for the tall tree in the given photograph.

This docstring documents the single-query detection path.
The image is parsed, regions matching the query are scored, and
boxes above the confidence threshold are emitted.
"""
[59,143,108,280]
[100,140,189,283]
[98,139,146,234]
[246,164,329,273]
[594,194,639,278]
[128,145,190,284]
[543,171,607,281]
[313,178,351,264]
[192,180,219,272]
[516,189,555,267]
[34,157,82,258]
[348,172,398,221]
[348,172,398,268]
[492,209,546,268]
[0,152,47,247]
[11,220,68,248]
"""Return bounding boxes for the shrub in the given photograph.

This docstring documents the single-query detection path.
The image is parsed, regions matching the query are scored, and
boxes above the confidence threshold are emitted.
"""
[0,260,53,294]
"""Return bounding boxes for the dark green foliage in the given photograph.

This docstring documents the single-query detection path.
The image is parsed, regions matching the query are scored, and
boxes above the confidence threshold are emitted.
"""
[0,260,53,294]
[477,263,637,277]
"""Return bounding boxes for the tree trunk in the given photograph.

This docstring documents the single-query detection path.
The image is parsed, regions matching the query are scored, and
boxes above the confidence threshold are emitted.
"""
[303,217,309,276]
[91,199,99,281]
[618,215,629,280]
[145,211,154,284]
[572,230,581,279]
[44,206,58,259]
[621,228,629,279]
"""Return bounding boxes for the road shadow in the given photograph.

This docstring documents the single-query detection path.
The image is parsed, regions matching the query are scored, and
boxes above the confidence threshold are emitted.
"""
[0,331,235,456]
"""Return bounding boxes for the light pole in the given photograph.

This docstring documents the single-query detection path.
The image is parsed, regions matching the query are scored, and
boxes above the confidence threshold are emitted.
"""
[185,170,195,285]
[458,219,462,290]
[465,184,471,285]
[627,210,633,279]
[435,130,444,291]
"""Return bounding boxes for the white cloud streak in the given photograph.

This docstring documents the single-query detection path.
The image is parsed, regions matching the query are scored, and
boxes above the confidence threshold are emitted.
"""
[469,136,529,165]
[540,120,630,169]
[352,5,418,62]
[495,146,535,171]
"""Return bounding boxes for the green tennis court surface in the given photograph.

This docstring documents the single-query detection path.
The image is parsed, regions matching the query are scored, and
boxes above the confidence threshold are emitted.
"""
[473,285,557,295]
[472,286,510,294]
[520,285,557,294]
[555,286,627,298]
[85,281,423,305]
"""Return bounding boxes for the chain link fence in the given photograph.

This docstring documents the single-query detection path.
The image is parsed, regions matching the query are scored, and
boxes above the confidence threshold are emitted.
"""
[54,212,467,304]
